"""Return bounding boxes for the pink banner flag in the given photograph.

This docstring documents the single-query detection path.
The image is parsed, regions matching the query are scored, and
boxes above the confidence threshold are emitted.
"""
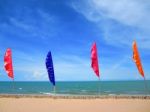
[91,42,100,77]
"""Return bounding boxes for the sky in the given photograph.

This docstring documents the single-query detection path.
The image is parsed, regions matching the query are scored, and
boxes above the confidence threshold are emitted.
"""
[0,0,150,81]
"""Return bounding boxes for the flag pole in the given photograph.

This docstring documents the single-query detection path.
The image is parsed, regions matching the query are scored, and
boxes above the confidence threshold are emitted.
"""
[143,76,149,94]
[98,77,101,95]
[53,86,56,95]
[12,78,15,91]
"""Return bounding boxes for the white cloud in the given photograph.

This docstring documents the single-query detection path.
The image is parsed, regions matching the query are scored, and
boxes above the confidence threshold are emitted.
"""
[71,0,150,49]
[37,9,55,23]
[32,70,47,80]
[108,56,130,71]
[4,8,58,41]
[72,0,150,30]
[14,66,48,81]
[91,0,150,29]
[54,55,96,81]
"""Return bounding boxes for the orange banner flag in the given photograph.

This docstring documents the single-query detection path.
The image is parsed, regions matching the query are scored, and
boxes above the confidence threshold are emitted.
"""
[132,41,144,77]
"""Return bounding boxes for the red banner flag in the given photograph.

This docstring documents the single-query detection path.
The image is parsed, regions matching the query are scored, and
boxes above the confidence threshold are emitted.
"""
[4,48,14,79]
[132,41,144,77]
[91,42,100,77]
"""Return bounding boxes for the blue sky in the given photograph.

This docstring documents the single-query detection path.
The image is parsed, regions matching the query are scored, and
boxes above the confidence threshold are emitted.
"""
[0,0,150,81]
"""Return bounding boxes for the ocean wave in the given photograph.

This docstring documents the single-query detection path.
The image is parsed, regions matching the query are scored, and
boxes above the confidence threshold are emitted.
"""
[104,91,111,93]
[39,92,51,95]
[18,88,22,90]
[108,94,117,96]
[81,90,87,92]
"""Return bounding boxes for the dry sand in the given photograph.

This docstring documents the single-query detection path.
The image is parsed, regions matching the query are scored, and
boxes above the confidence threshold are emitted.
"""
[0,95,150,112]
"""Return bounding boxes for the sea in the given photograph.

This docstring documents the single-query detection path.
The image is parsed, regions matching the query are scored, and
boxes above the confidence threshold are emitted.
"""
[0,81,150,95]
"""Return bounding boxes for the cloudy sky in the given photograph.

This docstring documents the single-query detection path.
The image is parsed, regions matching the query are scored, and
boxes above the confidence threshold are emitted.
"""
[0,0,150,81]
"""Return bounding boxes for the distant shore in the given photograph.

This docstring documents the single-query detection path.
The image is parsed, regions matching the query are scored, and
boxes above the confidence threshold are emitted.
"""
[0,94,150,112]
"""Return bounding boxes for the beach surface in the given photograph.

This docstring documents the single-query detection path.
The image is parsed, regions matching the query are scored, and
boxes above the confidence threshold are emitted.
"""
[0,95,150,112]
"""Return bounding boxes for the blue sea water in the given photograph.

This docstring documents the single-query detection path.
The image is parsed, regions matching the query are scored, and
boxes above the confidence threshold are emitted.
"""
[0,81,150,95]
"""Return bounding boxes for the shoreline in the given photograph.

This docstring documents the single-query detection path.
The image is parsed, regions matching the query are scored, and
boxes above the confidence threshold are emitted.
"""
[0,94,150,99]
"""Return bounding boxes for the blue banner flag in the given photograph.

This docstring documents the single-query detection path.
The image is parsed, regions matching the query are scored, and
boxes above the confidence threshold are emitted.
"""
[45,51,55,86]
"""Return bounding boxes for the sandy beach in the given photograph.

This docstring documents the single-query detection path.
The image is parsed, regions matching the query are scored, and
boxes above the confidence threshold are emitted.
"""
[0,95,150,112]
